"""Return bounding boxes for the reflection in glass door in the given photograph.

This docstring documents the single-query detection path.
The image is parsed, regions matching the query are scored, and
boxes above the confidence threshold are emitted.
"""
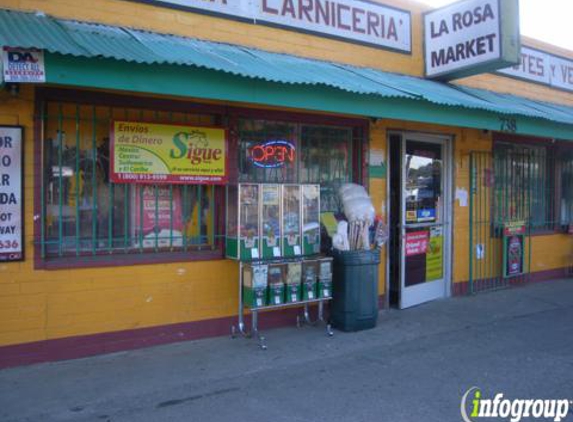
[400,136,450,309]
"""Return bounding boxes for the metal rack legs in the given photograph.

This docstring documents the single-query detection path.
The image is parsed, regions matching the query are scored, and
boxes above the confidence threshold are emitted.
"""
[231,262,333,350]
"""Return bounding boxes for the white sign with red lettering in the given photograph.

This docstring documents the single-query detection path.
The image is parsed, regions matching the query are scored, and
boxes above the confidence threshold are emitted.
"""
[498,46,573,92]
[405,231,429,257]
[2,48,45,83]
[130,0,411,52]
[0,127,23,262]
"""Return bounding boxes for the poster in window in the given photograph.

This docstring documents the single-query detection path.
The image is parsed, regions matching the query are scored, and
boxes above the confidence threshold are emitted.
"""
[503,221,526,278]
[111,121,227,184]
[0,126,23,262]
[133,186,184,249]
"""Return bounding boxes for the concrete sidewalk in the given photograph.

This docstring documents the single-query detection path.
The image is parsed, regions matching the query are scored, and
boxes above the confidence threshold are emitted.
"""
[1,279,572,422]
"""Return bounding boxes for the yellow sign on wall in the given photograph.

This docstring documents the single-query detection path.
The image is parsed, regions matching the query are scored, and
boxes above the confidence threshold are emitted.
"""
[110,121,227,184]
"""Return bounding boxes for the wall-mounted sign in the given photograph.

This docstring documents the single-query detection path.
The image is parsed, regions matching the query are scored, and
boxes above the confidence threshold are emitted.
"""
[110,121,227,184]
[0,126,23,262]
[127,0,411,52]
[424,0,519,80]
[497,46,573,92]
[502,220,525,278]
[1,48,45,83]
[369,148,386,178]
[250,140,296,169]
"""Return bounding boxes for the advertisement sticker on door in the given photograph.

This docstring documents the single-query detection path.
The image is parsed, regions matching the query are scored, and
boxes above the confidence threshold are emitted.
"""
[405,231,429,256]
[426,227,444,281]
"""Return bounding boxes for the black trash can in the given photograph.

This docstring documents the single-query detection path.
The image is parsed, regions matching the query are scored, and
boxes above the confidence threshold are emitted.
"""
[330,248,380,332]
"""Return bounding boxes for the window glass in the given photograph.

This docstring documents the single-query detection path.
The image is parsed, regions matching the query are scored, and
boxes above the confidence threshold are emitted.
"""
[405,141,442,225]
[238,120,298,183]
[42,101,218,258]
[494,143,555,231]
[300,125,353,211]
[560,150,573,226]
[237,120,356,212]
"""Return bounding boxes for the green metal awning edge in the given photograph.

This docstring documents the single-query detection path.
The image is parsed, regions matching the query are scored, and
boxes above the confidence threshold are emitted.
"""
[1,7,573,130]
[45,53,573,141]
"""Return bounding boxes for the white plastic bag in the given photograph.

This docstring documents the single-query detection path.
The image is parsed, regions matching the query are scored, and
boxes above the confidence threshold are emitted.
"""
[332,221,350,251]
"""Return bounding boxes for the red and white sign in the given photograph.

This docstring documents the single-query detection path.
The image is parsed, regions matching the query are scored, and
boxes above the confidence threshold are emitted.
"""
[498,46,573,92]
[2,48,45,83]
[134,186,185,248]
[405,231,429,256]
[0,127,23,262]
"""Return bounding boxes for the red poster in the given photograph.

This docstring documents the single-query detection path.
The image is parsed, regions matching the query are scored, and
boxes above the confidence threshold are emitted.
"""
[134,186,184,247]
[405,231,429,256]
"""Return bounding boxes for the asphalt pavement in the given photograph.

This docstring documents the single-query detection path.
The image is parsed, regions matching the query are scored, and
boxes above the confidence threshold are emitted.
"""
[1,279,572,422]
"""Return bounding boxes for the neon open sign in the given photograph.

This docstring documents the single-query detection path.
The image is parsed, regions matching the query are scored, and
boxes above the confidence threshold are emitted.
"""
[250,140,296,169]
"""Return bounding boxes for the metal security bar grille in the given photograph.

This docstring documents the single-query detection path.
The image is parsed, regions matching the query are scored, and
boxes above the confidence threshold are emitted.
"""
[469,150,533,294]
[495,143,557,232]
[560,150,573,228]
[41,101,220,259]
[237,119,359,212]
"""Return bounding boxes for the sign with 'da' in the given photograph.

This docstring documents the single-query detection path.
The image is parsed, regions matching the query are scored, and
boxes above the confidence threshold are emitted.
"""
[2,48,46,83]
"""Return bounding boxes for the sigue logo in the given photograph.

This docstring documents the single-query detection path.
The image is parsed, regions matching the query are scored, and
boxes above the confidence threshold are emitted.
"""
[170,130,223,165]
[461,387,571,422]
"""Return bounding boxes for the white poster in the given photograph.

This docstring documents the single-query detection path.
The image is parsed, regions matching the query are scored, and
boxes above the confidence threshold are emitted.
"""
[2,48,45,83]
[132,0,411,52]
[0,127,23,262]
[498,46,573,92]
[424,0,501,78]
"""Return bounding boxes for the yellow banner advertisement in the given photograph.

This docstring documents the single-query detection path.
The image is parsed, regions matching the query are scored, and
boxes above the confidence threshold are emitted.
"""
[110,121,227,184]
[426,227,444,281]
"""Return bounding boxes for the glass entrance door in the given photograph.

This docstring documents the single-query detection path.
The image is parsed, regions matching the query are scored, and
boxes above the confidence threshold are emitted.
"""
[399,136,450,309]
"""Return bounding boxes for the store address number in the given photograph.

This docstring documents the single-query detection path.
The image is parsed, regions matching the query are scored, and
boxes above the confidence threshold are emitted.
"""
[499,116,517,133]
[0,240,19,249]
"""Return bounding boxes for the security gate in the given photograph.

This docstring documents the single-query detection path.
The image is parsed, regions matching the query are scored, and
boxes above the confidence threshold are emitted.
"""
[469,150,534,294]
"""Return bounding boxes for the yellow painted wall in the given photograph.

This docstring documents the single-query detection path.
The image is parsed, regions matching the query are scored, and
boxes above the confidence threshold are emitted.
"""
[368,123,388,297]
[0,0,572,348]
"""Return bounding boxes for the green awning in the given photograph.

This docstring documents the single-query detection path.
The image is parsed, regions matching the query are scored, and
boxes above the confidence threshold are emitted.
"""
[2,8,573,138]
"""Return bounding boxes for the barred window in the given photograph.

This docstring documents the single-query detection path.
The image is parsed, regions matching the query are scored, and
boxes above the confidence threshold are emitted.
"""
[41,101,221,259]
[493,142,556,231]
[560,149,573,227]
[237,119,359,211]
[300,125,354,212]
[238,120,298,184]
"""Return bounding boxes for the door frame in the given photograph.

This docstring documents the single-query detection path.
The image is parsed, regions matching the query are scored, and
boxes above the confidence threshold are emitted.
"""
[386,130,454,308]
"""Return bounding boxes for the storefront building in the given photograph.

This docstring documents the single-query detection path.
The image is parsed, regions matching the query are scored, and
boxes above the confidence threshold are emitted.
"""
[0,0,572,366]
